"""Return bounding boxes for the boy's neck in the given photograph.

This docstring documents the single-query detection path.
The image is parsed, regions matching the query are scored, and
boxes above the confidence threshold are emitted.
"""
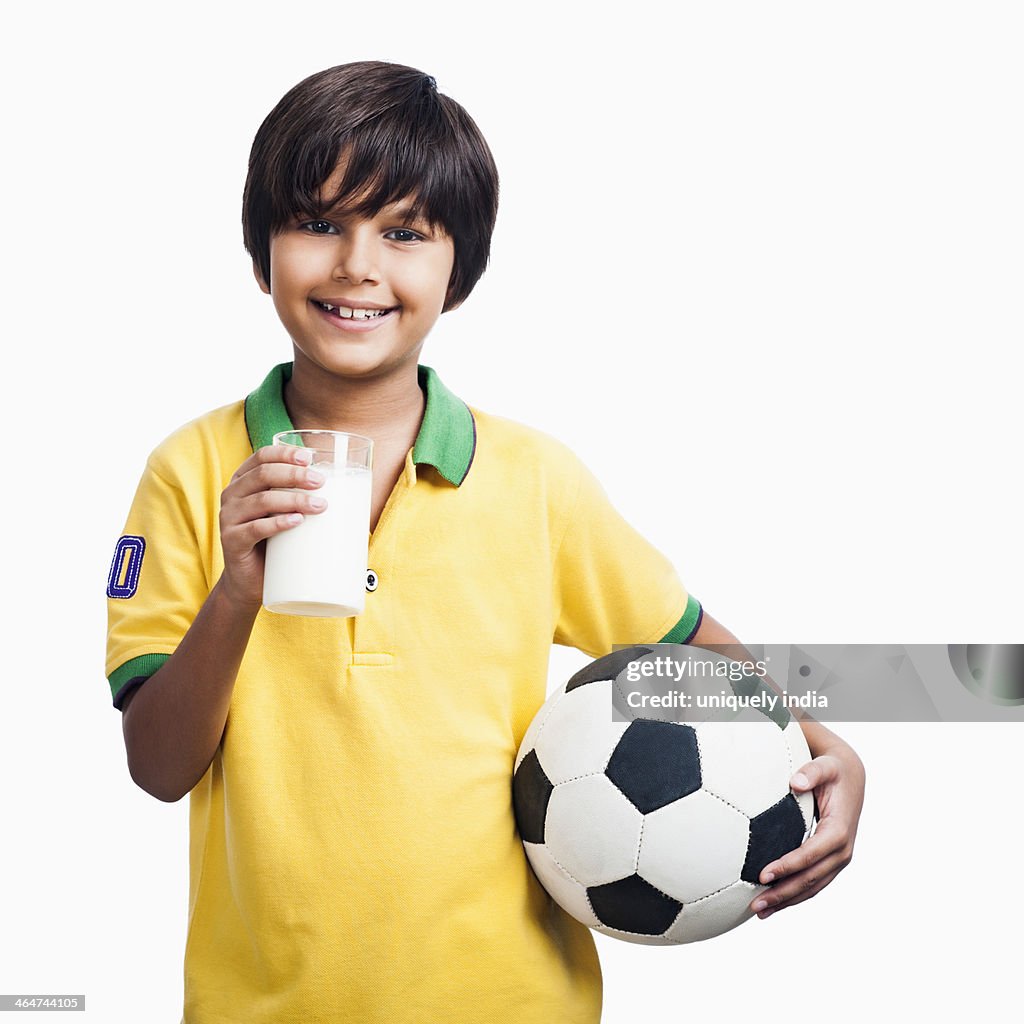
[283,352,426,444]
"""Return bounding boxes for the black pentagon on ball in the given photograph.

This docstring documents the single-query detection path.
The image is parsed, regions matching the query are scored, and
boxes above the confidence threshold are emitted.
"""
[512,750,554,844]
[565,646,654,693]
[741,793,807,884]
[588,874,682,935]
[605,720,701,813]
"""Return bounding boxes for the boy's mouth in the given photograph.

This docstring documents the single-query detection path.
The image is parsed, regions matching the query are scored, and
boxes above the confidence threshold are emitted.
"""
[313,300,396,321]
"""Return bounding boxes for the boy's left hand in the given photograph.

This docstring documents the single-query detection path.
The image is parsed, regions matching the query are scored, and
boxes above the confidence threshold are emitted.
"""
[750,737,866,918]
[685,613,866,921]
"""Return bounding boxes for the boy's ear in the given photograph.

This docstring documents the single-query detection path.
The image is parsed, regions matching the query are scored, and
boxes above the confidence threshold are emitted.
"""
[253,260,271,295]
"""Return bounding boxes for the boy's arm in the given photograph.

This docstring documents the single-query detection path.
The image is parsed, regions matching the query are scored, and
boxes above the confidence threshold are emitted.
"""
[687,613,866,918]
[121,579,259,801]
[120,444,326,802]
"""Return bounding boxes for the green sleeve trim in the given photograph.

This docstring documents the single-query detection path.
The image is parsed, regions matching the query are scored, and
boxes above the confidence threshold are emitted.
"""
[658,594,703,644]
[108,653,170,703]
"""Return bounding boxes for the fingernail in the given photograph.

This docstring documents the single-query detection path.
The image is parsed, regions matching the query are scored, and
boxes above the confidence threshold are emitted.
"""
[294,449,313,464]
[307,469,325,485]
[309,496,327,510]
[752,899,768,913]
[761,871,775,884]
[791,772,810,789]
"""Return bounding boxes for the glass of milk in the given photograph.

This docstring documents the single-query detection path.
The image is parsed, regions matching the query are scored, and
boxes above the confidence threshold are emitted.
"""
[262,430,373,617]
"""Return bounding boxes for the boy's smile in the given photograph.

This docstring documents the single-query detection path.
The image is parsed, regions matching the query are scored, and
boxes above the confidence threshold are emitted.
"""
[311,298,396,330]
[256,172,456,383]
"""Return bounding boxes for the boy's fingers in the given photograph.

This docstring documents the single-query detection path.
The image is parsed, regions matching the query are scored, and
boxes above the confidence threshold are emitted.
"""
[759,831,822,884]
[229,444,313,483]
[226,512,306,551]
[227,460,325,500]
[752,865,842,918]
[757,755,850,885]
[789,754,841,793]
[753,815,856,914]
[759,816,846,884]
[222,489,327,534]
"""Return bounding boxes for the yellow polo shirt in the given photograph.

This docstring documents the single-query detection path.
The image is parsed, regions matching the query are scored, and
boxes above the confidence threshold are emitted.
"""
[106,363,702,1024]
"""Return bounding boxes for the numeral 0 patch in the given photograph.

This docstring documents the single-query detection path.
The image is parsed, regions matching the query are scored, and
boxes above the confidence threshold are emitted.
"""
[107,535,146,599]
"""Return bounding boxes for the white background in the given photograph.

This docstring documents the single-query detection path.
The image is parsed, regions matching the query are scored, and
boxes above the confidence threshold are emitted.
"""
[2,2,1021,1021]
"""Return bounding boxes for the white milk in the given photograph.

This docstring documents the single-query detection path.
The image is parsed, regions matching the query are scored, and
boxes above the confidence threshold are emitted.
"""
[262,465,373,617]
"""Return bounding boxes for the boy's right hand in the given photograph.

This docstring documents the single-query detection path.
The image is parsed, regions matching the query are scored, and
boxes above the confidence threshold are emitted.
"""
[217,445,327,610]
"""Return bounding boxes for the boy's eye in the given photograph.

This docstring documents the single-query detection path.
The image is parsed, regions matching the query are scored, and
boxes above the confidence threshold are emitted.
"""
[301,219,337,235]
[385,228,422,243]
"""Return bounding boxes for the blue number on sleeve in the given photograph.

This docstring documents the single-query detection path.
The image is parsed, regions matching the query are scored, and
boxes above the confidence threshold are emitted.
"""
[107,535,147,599]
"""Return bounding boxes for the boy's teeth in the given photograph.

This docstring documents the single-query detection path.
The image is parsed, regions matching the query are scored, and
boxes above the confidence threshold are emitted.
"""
[319,302,387,319]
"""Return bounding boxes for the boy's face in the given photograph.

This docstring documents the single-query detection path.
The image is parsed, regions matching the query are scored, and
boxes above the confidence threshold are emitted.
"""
[256,166,456,382]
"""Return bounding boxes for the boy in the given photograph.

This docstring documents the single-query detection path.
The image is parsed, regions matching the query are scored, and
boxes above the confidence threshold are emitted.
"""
[106,62,864,1024]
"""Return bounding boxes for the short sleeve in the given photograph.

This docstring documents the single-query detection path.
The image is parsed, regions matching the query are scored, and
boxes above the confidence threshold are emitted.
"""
[105,451,211,709]
[552,458,702,657]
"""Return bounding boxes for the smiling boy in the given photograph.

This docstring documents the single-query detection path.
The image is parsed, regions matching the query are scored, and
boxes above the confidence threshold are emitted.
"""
[106,62,864,1024]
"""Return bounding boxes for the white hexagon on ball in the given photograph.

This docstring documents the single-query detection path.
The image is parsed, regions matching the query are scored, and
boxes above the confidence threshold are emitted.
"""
[545,775,642,886]
[638,789,750,904]
[532,682,632,785]
[696,720,794,816]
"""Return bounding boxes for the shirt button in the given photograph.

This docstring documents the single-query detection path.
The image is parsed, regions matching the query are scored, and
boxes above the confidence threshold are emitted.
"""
[366,569,379,592]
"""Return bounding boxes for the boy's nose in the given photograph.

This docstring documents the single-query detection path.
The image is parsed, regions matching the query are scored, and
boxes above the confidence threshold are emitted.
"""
[332,233,379,284]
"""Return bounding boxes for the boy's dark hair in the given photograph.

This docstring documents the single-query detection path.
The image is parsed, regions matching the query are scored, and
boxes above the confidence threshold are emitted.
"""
[242,61,499,311]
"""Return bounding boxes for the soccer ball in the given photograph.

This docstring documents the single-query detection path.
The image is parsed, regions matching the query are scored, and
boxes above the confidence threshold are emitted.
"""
[513,646,816,944]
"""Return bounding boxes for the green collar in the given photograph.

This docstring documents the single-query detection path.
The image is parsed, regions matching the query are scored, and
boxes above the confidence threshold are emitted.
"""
[244,363,476,486]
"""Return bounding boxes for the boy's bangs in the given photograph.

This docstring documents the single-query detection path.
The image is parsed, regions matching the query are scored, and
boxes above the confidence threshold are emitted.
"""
[300,126,456,232]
